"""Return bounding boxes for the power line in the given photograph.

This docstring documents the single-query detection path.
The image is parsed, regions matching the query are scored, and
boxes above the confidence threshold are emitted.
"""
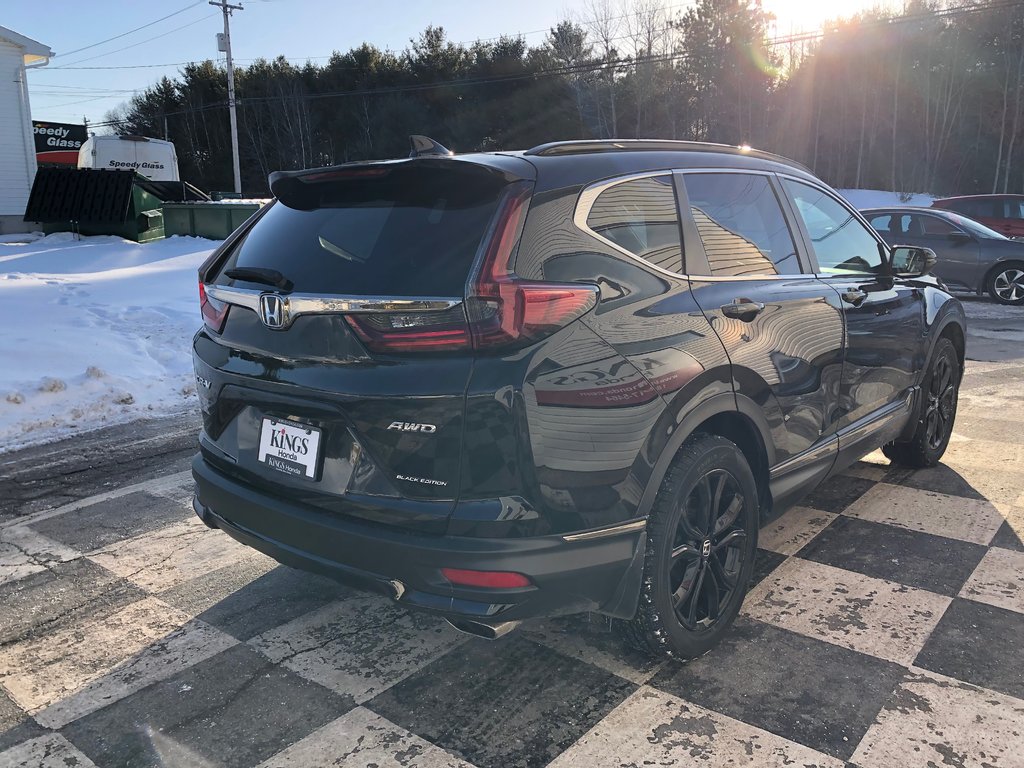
[29,84,140,92]
[40,92,142,109]
[43,0,1024,77]
[52,13,219,68]
[31,62,196,71]
[35,2,693,74]
[57,1,204,58]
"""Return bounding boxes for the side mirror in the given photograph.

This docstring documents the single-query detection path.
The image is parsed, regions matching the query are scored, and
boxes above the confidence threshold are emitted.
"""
[949,231,973,244]
[891,245,937,278]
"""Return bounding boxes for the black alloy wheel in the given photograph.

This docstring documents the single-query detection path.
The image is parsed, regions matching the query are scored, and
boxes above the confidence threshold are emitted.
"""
[619,433,759,660]
[669,468,747,632]
[883,337,960,468]
[925,353,956,451]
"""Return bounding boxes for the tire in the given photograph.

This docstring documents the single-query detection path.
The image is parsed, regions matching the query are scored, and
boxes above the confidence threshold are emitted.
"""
[617,433,759,660]
[987,262,1024,305]
[882,337,960,468]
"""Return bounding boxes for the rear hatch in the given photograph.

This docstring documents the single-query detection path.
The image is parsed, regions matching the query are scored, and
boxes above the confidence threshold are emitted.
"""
[195,156,536,532]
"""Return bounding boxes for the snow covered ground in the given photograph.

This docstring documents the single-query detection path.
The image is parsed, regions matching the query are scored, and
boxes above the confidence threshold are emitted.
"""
[0,233,218,452]
[837,188,936,209]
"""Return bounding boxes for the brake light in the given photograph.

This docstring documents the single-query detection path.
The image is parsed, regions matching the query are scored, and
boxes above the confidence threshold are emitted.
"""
[300,168,390,183]
[343,182,597,355]
[199,282,228,333]
[441,568,532,589]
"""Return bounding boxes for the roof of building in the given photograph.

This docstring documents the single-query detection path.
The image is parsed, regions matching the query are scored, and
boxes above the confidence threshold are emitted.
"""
[0,26,53,67]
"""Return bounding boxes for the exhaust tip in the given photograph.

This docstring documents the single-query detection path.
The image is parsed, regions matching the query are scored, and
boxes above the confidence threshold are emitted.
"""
[445,617,521,640]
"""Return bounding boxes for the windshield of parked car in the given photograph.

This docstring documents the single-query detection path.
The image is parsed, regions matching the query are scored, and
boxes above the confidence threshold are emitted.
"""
[944,212,1008,240]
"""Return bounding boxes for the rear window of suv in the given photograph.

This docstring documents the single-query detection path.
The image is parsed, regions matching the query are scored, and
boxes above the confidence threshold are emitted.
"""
[213,164,508,297]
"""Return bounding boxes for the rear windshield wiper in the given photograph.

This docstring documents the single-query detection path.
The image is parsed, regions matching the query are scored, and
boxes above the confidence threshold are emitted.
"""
[318,235,368,264]
[224,267,294,292]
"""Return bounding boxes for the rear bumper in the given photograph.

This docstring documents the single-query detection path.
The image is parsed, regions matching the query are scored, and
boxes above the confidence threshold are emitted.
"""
[191,454,646,622]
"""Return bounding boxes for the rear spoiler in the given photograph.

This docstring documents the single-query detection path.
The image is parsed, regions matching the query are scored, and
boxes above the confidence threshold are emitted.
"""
[268,154,535,211]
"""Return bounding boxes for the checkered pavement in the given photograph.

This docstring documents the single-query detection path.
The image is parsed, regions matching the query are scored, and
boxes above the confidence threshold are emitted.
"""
[2,361,1023,768]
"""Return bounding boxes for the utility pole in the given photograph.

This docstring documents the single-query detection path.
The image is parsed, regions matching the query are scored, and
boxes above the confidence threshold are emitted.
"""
[210,0,243,194]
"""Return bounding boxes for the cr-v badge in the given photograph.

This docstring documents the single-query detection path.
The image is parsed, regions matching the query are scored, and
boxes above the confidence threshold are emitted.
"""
[387,421,437,433]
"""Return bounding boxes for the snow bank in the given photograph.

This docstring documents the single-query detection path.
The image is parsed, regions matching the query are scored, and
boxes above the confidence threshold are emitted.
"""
[837,189,936,209]
[0,232,44,245]
[0,233,219,452]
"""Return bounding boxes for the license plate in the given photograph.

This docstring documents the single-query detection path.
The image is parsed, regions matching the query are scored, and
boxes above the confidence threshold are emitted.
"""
[258,418,322,479]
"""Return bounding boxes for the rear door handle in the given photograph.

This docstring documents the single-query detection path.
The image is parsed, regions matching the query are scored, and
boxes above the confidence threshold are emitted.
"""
[720,299,765,321]
[842,289,868,306]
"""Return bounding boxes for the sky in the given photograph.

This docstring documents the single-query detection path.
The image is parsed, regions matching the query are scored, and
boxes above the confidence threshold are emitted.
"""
[8,0,898,127]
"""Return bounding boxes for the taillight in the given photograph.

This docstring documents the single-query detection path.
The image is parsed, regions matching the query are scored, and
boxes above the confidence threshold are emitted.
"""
[343,182,597,355]
[465,182,598,351]
[199,282,228,333]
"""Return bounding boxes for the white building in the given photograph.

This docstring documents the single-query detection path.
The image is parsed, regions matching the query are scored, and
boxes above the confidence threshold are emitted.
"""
[0,27,52,234]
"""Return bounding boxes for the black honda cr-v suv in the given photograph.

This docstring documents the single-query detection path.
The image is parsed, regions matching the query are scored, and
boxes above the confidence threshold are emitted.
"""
[192,138,966,659]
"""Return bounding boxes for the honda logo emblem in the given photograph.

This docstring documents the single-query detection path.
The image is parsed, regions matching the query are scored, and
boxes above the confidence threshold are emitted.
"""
[259,293,289,329]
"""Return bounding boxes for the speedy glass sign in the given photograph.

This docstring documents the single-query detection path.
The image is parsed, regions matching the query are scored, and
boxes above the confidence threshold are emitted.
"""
[33,121,87,166]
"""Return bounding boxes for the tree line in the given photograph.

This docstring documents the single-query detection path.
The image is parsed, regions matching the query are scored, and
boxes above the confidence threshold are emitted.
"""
[105,0,1024,197]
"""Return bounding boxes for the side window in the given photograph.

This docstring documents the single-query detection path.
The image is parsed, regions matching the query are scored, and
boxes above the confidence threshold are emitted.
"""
[961,199,995,219]
[867,213,904,236]
[585,175,683,273]
[917,214,958,236]
[783,180,884,275]
[1003,199,1024,220]
[682,173,800,276]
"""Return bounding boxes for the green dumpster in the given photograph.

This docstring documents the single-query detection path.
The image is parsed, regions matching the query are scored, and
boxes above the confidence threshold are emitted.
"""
[25,168,168,243]
[162,200,266,240]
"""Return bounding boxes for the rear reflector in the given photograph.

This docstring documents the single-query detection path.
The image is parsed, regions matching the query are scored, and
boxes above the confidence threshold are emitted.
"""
[441,568,532,589]
[345,304,471,353]
[199,282,228,333]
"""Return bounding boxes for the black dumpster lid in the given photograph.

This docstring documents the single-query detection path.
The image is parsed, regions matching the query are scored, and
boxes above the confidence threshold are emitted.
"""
[24,167,136,224]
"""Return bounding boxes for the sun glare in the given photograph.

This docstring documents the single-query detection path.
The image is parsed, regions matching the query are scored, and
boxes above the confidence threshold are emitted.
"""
[764,0,900,34]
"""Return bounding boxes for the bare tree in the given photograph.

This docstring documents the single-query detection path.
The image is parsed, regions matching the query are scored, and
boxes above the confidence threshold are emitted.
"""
[583,0,621,137]
[625,0,667,136]
[1001,38,1024,192]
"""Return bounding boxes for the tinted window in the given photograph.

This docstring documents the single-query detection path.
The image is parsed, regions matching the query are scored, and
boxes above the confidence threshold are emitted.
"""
[916,214,958,236]
[683,173,799,276]
[784,180,884,275]
[952,199,996,219]
[586,175,683,273]
[947,212,1006,239]
[213,165,506,296]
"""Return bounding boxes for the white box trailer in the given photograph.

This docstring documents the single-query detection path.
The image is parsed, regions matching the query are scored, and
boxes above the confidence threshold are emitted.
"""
[77,135,179,182]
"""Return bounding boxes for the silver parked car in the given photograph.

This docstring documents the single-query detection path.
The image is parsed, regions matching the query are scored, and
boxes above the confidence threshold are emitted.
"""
[863,207,1024,305]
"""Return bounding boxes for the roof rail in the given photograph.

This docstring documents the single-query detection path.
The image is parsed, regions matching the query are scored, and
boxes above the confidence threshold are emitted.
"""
[523,139,810,172]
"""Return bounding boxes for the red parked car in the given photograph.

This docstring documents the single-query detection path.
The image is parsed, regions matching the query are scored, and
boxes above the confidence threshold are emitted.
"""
[932,194,1024,239]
